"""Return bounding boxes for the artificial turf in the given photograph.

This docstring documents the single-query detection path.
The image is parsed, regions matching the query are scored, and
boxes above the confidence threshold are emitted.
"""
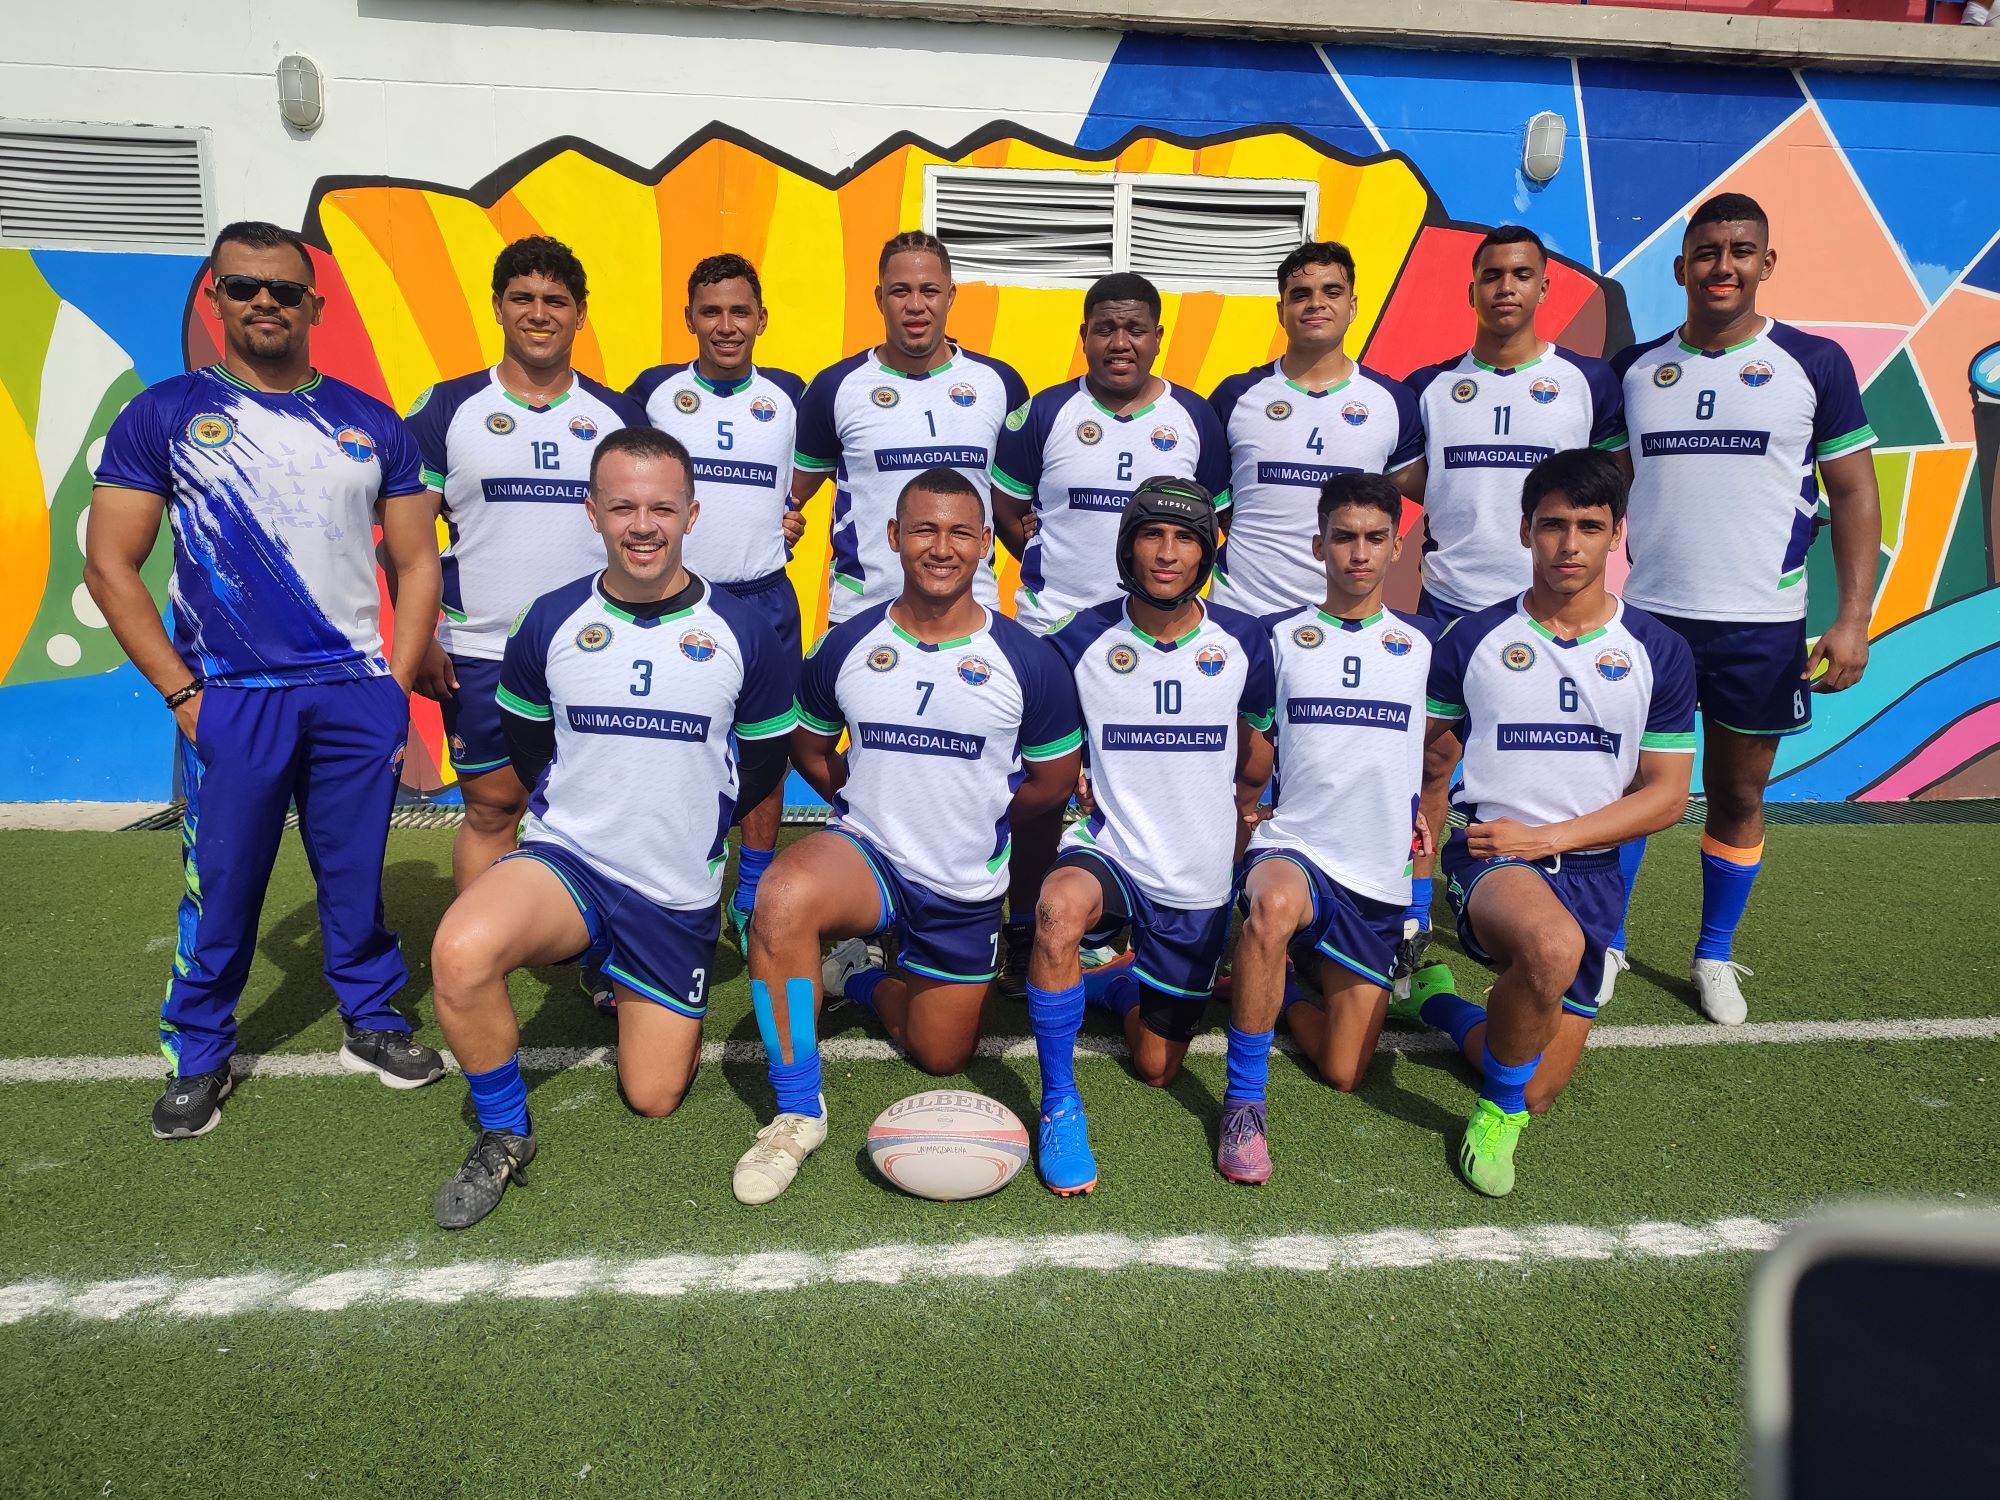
[1,824,1996,1497]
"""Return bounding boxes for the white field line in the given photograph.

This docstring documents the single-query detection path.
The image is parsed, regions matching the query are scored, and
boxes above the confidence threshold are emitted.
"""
[0,1215,1788,1327]
[4,1014,1997,1086]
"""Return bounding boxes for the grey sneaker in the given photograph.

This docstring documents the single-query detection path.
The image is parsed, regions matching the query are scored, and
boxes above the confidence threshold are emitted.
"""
[339,1026,445,1089]
[152,1066,234,1139]
[434,1129,537,1229]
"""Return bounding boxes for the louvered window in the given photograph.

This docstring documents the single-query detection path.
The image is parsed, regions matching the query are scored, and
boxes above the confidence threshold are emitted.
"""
[0,123,211,252]
[924,166,1317,293]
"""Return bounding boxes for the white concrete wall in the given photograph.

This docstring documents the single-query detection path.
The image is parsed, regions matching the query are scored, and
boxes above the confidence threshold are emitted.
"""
[0,0,1118,230]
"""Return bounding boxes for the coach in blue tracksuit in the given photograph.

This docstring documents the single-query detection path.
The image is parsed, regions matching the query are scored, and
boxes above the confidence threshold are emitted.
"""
[86,220,449,1139]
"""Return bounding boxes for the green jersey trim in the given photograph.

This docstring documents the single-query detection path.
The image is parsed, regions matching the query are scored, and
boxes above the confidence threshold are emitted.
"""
[1816,425,1878,461]
[1024,728,1084,761]
[795,703,843,735]
[1426,697,1466,720]
[1640,731,1697,752]
[736,707,799,740]
[496,685,552,721]
[990,466,1034,498]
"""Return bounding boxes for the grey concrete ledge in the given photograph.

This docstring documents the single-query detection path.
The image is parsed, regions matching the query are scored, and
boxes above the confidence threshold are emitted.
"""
[630,0,2000,76]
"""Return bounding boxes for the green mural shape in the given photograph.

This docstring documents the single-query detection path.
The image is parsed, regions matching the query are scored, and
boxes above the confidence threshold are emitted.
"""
[1862,349,1945,449]
[1933,464,1991,611]
[0,252,62,435]
[3,369,166,688]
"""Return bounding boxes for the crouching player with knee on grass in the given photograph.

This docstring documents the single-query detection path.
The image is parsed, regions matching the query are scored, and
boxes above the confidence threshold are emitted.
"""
[1028,477,1275,1194]
[428,427,796,1228]
[1412,448,1695,1197]
[732,466,1082,1205]
[1231,473,1434,1182]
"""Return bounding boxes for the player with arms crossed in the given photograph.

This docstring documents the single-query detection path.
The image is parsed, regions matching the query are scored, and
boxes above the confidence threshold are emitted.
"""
[629,254,807,950]
[1230,473,1433,1184]
[405,237,646,895]
[87,221,446,1139]
[1207,241,1425,618]
[733,467,1082,1206]
[1025,477,1275,1195]
[989,272,1230,995]
[792,232,1025,621]
[1413,449,1694,1196]
[1401,226,1628,986]
[1612,193,1879,1024]
[427,428,795,1228]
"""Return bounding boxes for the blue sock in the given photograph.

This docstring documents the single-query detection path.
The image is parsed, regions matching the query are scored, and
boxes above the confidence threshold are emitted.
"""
[464,1055,530,1136]
[1027,981,1086,1107]
[751,977,825,1118]
[1419,991,1487,1052]
[1405,875,1433,933]
[732,844,774,915]
[1696,836,1763,962]
[1610,836,1647,950]
[1479,1040,1541,1115]
[1223,1025,1273,1107]
[843,966,887,1014]
[1082,962,1136,1010]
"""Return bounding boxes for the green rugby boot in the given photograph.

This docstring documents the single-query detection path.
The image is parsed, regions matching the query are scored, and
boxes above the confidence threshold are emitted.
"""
[1457,1098,1529,1197]
[1388,960,1459,1024]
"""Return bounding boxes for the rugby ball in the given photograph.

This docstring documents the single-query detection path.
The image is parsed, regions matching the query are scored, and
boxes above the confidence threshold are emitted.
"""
[866,1090,1031,1201]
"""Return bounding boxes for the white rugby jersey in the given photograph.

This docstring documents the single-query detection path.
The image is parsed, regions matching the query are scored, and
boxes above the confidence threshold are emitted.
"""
[1207,363,1424,617]
[1048,600,1276,909]
[796,603,1081,904]
[794,346,1027,621]
[1426,596,1695,843]
[407,368,645,661]
[627,362,804,586]
[1614,319,1875,623]
[499,574,796,909]
[1406,347,1627,613]
[991,379,1231,632]
[1250,606,1436,906]
[94,366,424,687]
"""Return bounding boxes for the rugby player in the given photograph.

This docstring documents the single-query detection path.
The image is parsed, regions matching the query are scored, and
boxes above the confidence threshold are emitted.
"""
[1207,241,1424,619]
[1611,193,1880,1024]
[1413,448,1695,1196]
[989,272,1229,996]
[733,467,1082,1206]
[1026,477,1275,1195]
[86,221,445,1138]
[1401,226,1628,989]
[792,232,1026,622]
[1231,473,1433,1184]
[629,254,806,951]
[405,237,646,893]
[428,427,795,1228]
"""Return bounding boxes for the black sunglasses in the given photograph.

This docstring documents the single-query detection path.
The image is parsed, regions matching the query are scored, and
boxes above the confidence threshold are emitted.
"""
[214,275,313,308]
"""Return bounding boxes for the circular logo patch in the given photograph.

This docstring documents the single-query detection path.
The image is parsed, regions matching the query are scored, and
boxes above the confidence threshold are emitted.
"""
[486,411,517,435]
[870,386,899,409]
[866,645,899,673]
[674,390,701,415]
[1195,644,1228,677]
[1381,629,1413,656]
[406,386,433,418]
[1290,623,1324,650]
[1529,377,1561,405]
[1653,363,1683,389]
[1595,647,1632,682]
[948,382,977,408]
[1739,360,1774,388]
[1501,641,1536,672]
[679,629,718,662]
[1076,420,1103,446]
[1451,379,1479,404]
[335,427,376,463]
[1105,643,1139,675]
[750,397,778,423]
[187,413,235,448]
[1341,401,1369,427]
[576,623,613,653]
[448,734,467,761]
[1150,426,1179,453]
[1264,399,1293,422]
[956,654,992,686]
[568,415,598,442]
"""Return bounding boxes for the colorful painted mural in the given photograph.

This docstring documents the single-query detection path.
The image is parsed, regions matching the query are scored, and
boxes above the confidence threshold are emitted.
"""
[2,38,1996,803]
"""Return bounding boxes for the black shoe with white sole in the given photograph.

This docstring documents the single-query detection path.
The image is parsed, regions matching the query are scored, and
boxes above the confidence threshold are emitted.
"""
[152,1066,234,1139]
[339,1026,445,1089]
[434,1129,537,1229]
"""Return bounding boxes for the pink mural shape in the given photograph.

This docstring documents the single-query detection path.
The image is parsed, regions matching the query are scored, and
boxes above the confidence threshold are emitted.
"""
[1860,700,2000,800]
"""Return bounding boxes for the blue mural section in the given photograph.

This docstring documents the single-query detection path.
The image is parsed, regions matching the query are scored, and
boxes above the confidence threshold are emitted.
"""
[1076,35,1378,157]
